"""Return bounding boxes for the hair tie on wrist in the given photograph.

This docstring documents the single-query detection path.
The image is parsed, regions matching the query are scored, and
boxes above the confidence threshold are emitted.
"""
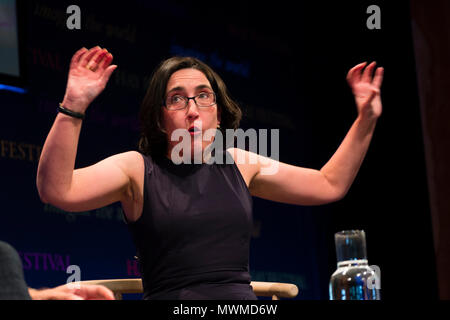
[57,103,85,120]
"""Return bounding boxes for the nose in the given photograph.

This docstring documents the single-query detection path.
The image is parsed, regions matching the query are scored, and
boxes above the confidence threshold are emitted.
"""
[186,98,199,120]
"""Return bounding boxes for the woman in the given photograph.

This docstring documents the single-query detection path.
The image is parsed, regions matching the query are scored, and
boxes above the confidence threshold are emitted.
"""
[36,46,383,300]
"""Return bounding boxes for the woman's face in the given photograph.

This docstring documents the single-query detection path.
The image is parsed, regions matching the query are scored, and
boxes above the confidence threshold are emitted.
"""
[162,68,221,160]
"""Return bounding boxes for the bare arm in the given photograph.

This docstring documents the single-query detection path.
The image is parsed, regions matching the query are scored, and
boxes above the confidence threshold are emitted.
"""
[245,62,384,205]
[321,61,384,197]
[243,150,341,206]
[36,111,83,204]
[319,115,377,200]
[36,46,124,212]
[247,116,377,205]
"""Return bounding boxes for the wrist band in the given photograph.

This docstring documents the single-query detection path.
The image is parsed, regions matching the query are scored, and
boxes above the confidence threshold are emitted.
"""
[57,103,85,120]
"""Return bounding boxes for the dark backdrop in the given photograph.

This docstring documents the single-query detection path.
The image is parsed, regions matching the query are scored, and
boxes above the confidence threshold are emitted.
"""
[0,0,437,300]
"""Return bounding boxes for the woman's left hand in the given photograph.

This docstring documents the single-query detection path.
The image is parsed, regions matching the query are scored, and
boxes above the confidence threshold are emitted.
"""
[347,61,384,120]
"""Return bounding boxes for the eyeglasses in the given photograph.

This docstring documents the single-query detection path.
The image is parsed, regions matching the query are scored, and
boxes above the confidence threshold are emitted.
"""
[164,92,217,111]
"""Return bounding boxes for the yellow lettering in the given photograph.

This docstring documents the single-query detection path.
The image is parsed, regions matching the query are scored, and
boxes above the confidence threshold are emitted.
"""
[17,143,27,160]
[0,139,42,162]
[9,141,18,159]
[1,140,7,157]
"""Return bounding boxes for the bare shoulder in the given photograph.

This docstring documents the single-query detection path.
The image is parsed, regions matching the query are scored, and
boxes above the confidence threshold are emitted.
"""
[114,150,145,186]
[225,147,260,189]
[114,150,144,171]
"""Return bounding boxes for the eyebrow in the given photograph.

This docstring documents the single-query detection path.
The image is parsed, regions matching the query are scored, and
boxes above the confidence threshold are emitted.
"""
[166,84,213,95]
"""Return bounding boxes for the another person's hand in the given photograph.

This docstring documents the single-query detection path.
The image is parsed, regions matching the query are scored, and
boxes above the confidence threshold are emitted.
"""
[61,46,117,113]
[28,283,115,300]
[347,61,384,120]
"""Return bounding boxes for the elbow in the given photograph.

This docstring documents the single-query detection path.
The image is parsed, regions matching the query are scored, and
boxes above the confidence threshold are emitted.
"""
[315,185,347,205]
[36,174,52,204]
[37,186,51,205]
[36,183,80,213]
[320,171,349,204]
[36,188,70,212]
[36,172,63,206]
[36,178,61,206]
[331,186,348,203]
[304,188,347,206]
[38,192,48,204]
[36,168,48,203]
[36,176,79,213]
[36,179,48,204]
[333,191,347,203]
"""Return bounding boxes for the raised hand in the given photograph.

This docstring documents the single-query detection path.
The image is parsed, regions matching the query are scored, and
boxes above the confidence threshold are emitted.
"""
[61,46,117,113]
[347,62,384,120]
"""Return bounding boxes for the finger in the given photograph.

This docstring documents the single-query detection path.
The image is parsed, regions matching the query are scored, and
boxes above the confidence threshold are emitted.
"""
[369,86,379,99]
[96,52,113,73]
[356,87,379,110]
[86,49,108,72]
[59,294,84,300]
[93,286,115,300]
[361,61,377,83]
[80,46,102,67]
[47,290,84,300]
[347,62,367,85]
[101,65,118,85]
[78,285,115,300]
[94,49,108,64]
[372,67,384,88]
[70,47,88,69]
[364,86,379,101]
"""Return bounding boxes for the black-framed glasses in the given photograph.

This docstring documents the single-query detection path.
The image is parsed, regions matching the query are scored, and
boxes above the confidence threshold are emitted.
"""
[163,92,217,111]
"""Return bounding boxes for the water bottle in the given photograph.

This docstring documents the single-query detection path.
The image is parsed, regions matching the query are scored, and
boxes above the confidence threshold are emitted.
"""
[329,230,380,300]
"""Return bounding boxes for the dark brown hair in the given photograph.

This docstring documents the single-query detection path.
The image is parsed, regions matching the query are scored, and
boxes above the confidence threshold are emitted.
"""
[138,56,242,158]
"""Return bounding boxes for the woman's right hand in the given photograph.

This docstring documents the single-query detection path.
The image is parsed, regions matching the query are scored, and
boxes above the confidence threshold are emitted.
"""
[61,46,117,113]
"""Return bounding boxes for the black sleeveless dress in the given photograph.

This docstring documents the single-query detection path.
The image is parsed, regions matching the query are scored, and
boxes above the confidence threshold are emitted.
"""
[126,150,257,300]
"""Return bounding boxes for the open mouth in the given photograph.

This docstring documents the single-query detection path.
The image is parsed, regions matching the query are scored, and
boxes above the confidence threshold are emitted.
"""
[189,126,201,133]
